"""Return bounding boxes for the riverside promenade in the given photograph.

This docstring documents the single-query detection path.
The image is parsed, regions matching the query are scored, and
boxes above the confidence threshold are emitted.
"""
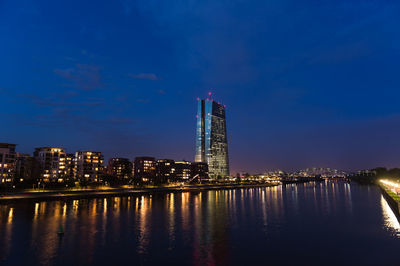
[0,182,278,203]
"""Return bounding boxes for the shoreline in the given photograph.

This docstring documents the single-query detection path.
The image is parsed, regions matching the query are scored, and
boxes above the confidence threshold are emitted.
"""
[0,183,278,204]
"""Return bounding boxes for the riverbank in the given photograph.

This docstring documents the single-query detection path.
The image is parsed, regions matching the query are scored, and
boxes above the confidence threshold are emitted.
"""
[0,183,278,204]
[378,183,400,221]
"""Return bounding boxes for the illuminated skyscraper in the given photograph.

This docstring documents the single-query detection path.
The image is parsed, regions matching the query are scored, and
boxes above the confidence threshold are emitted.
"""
[195,94,229,178]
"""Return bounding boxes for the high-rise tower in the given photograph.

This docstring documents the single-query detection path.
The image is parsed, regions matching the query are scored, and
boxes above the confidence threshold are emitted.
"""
[195,94,229,178]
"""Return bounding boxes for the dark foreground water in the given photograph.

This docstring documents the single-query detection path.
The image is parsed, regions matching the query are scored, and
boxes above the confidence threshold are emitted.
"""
[1,181,400,266]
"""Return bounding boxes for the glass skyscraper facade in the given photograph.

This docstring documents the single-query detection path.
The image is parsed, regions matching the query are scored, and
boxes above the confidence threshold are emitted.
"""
[195,98,229,178]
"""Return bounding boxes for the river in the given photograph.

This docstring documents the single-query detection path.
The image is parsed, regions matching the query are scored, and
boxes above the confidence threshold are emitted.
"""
[0,181,399,265]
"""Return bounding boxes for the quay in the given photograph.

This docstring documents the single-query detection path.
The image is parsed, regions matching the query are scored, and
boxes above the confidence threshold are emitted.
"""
[0,183,278,204]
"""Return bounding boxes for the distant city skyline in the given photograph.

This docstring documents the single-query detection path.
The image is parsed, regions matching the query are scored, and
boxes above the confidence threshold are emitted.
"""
[1,140,359,177]
[2,1,400,172]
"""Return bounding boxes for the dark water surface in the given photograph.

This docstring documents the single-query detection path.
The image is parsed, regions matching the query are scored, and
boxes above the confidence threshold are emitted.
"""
[1,181,400,266]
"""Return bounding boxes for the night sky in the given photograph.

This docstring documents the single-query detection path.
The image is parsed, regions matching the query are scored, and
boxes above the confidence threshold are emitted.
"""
[1,1,400,173]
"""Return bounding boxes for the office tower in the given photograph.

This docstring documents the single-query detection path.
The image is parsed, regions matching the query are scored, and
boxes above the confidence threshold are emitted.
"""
[195,95,229,178]
[74,151,104,183]
[0,143,16,183]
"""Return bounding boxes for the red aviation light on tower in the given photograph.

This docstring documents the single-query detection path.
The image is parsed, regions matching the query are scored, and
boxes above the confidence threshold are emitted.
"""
[208,91,213,101]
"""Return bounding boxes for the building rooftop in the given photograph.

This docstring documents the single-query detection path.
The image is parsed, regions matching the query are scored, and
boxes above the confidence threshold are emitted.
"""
[0,143,16,148]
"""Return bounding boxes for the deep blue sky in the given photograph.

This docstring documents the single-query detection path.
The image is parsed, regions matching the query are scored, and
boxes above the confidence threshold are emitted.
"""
[1,0,400,173]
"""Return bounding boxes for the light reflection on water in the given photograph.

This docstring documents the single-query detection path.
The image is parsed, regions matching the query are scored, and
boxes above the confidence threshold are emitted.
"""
[380,195,400,237]
[1,181,400,265]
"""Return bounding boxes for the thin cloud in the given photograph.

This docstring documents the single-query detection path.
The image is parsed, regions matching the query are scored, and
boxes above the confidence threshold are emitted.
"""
[54,64,104,90]
[16,94,105,108]
[10,111,133,129]
[128,73,160,81]
[136,99,150,103]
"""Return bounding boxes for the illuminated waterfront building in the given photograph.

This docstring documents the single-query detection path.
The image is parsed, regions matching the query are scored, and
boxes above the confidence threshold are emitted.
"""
[107,158,133,180]
[195,95,229,178]
[74,151,104,183]
[15,153,35,182]
[0,143,16,183]
[134,157,156,184]
[156,159,176,183]
[175,161,191,181]
[190,162,209,180]
[34,147,68,182]
[65,153,75,179]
